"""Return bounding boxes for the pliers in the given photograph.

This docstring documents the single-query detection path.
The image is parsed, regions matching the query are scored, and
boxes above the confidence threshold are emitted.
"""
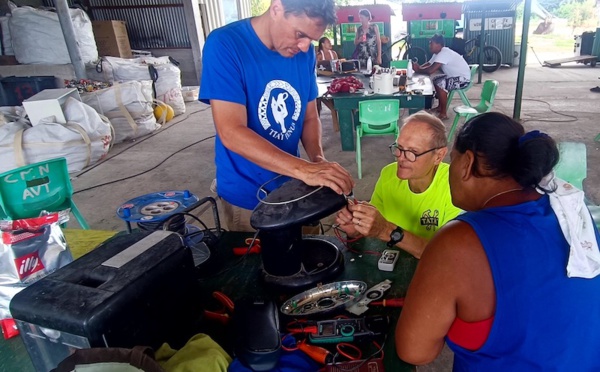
[233,238,262,255]
[203,291,235,325]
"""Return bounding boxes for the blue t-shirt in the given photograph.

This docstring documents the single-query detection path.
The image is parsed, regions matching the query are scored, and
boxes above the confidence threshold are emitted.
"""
[448,195,600,371]
[200,18,318,210]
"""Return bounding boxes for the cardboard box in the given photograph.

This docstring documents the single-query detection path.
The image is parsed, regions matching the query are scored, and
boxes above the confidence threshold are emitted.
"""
[92,20,132,58]
[23,88,82,126]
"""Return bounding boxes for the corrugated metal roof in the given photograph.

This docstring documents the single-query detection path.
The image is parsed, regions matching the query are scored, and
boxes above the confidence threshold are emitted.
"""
[43,0,191,49]
[463,0,521,12]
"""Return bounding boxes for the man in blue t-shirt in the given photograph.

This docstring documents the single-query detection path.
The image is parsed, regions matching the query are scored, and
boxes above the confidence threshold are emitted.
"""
[200,0,354,231]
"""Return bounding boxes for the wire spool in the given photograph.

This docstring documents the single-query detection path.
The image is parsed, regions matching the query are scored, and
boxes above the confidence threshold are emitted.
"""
[116,190,200,228]
[116,191,212,267]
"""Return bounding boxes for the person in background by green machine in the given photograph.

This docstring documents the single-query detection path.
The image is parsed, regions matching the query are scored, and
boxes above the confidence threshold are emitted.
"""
[354,9,381,70]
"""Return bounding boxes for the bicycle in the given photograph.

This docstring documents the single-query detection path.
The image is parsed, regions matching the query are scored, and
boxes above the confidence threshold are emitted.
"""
[386,33,429,65]
[462,33,502,73]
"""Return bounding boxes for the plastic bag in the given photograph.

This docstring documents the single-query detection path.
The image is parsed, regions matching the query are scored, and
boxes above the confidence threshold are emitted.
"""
[327,76,364,94]
[0,212,73,319]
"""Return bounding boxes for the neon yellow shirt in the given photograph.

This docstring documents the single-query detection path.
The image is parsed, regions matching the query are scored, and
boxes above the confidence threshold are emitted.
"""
[371,162,461,240]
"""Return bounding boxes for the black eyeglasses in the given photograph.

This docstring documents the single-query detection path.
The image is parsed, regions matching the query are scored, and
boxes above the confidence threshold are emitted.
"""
[389,143,443,162]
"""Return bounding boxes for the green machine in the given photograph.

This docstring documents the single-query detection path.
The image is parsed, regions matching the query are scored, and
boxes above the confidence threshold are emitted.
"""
[402,3,464,60]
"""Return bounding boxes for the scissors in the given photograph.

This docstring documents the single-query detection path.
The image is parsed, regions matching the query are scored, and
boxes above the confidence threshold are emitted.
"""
[233,237,262,255]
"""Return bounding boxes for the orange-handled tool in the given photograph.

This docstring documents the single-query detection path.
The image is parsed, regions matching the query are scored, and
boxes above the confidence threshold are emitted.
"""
[370,298,404,307]
[297,341,332,364]
[233,238,262,255]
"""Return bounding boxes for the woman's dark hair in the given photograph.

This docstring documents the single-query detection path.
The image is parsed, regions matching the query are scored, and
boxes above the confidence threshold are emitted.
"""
[359,9,372,20]
[281,0,337,25]
[318,37,329,52]
[454,112,559,189]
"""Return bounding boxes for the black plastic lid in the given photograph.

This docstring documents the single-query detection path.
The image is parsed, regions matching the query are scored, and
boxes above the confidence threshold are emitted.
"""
[250,179,346,230]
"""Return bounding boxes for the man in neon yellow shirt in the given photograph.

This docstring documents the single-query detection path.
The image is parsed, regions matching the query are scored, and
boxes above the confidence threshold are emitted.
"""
[336,112,461,258]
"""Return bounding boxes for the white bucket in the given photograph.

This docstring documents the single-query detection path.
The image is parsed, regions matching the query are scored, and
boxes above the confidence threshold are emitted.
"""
[181,86,199,102]
[372,73,395,95]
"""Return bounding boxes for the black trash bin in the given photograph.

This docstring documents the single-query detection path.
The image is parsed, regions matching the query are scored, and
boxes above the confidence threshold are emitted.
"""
[0,76,58,106]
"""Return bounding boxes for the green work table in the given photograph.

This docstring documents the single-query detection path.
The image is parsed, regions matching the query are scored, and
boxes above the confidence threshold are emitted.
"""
[198,232,418,371]
[319,74,434,151]
[0,232,418,371]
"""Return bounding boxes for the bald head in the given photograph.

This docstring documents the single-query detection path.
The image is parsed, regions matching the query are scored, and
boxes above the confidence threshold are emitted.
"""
[402,111,447,149]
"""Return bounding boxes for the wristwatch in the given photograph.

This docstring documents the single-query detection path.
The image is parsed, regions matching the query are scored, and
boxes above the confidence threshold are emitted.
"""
[387,226,404,247]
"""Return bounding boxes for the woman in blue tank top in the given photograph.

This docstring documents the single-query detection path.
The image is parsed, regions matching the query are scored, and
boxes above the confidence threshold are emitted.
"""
[395,112,600,371]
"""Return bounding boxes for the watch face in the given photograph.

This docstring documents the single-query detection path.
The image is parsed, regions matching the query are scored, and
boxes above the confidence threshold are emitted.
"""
[391,231,403,241]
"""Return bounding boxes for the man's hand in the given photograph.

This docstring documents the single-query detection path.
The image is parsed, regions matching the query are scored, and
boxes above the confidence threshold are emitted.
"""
[412,61,420,72]
[297,161,355,196]
[335,204,359,237]
[347,202,393,239]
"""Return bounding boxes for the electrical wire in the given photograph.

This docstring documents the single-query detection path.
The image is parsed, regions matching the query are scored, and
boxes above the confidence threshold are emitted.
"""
[256,175,324,206]
[72,106,211,179]
[329,338,386,371]
[73,135,215,194]
[496,98,579,123]
[198,229,261,279]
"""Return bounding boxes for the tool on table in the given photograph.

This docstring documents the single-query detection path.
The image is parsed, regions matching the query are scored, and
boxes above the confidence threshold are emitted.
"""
[203,291,234,325]
[378,249,400,271]
[347,279,392,316]
[297,340,333,364]
[280,281,367,317]
[370,298,404,308]
[233,238,262,256]
[308,315,388,344]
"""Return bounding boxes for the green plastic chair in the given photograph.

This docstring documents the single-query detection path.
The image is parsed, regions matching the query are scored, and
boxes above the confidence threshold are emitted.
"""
[0,158,89,229]
[595,132,599,142]
[554,142,587,190]
[390,60,409,69]
[448,80,499,143]
[357,99,400,179]
[446,65,479,111]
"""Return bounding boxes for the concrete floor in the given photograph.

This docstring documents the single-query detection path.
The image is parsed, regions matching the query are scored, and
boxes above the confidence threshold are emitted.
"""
[69,63,600,371]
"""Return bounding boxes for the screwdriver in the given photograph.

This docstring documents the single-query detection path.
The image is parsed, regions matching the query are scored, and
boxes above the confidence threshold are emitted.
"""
[371,298,405,307]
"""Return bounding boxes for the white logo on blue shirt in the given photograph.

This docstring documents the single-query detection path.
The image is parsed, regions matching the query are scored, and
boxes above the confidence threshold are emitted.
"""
[258,80,301,141]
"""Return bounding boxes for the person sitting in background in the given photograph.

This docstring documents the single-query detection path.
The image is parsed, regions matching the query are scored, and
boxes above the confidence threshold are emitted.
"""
[353,9,381,69]
[396,112,600,370]
[316,37,338,61]
[412,34,470,120]
[335,112,461,258]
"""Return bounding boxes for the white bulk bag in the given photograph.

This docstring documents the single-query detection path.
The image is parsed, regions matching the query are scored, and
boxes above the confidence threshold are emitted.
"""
[9,6,98,65]
[0,16,14,56]
[81,80,159,144]
[101,56,185,116]
[0,98,113,174]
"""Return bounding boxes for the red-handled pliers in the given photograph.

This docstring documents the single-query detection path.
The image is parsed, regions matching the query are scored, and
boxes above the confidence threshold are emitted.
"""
[203,291,235,325]
[233,238,262,255]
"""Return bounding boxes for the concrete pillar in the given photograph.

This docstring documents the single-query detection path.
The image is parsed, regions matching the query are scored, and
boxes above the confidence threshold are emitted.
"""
[55,0,87,79]
[183,0,206,85]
